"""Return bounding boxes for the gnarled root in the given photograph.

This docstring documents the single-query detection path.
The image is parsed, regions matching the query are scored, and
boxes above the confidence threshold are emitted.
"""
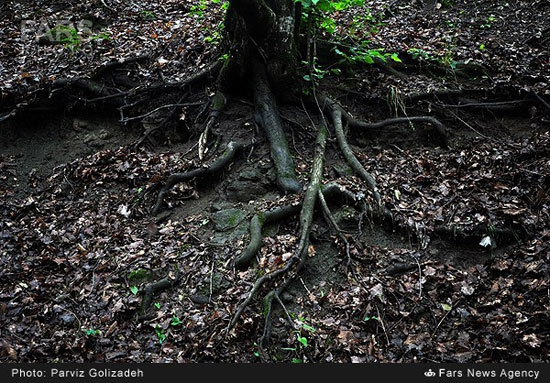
[227,125,328,333]
[198,91,227,160]
[346,115,449,148]
[234,204,301,270]
[138,272,180,321]
[252,60,302,194]
[320,96,384,207]
[152,141,241,214]
[235,183,363,271]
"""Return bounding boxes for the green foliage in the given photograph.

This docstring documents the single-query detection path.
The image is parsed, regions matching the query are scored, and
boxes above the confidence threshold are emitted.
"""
[408,47,456,69]
[85,328,100,336]
[480,14,496,29]
[335,45,401,65]
[141,10,156,20]
[295,0,400,87]
[154,302,161,309]
[154,325,167,344]
[296,333,308,347]
[129,285,139,295]
[170,316,183,326]
[296,0,365,36]
[48,25,81,51]
[90,30,111,41]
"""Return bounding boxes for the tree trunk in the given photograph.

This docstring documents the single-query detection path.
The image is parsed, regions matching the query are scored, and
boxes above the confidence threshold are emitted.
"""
[221,0,301,95]
[219,0,303,193]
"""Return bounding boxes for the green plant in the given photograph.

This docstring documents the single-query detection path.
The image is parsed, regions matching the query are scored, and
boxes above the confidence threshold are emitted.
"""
[154,325,167,344]
[47,25,81,51]
[170,316,183,326]
[90,30,111,41]
[480,14,496,29]
[141,10,156,20]
[334,45,401,65]
[350,8,387,36]
[408,47,456,69]
[189,0,209,17]
[154,302,161,309]
[85,328,100,336]
[129,285,139,295]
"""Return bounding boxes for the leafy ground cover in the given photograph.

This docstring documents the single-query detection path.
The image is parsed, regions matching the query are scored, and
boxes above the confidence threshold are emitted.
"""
[0,0,548,362]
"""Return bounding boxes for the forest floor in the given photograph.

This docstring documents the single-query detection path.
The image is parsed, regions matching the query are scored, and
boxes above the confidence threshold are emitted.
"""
[0,0,549,362]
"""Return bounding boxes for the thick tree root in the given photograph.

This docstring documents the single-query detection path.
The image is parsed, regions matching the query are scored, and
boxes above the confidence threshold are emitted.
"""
[252,61,302,194]
[235,183,363,271]
[227,125,328,333]
[320,96,383,206]
[152,141,242,214]
[234,204,301,270]
[138,272,180,321]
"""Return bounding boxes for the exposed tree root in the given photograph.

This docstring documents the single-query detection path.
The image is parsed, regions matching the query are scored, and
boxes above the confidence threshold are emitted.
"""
[152,141,242,215]
[433,99,530,113]
[252,60,302,194]
[346,115,449,148]
[228,124,328,333]
[198,91,227,160]
[374,57,409,81]
[405,88,466,103]
[318,190,352,266]
[234,204,302,270]
[235,182,364,271]
[434,224,526,247]
[138,272,180,321]
[320,96,383,207]
[134,61,223,149]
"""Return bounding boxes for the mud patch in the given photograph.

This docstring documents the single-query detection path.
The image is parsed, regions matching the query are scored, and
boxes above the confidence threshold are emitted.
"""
[0,111,139,197]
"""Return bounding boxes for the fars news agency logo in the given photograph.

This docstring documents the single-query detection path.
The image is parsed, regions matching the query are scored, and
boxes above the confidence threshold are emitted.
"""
[425,369,437,378]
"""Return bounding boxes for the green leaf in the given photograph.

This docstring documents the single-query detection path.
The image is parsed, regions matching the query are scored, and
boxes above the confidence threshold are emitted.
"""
[390,53,402,62]
[155,325,166,344]
[154,302,161,309]
[170,316,183,326]
[441,303,452,312]
[302,323,316,333]
[291,358,303,363]
[297,335,308,347]
[129,286,139,295]
[85,328,99,336]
